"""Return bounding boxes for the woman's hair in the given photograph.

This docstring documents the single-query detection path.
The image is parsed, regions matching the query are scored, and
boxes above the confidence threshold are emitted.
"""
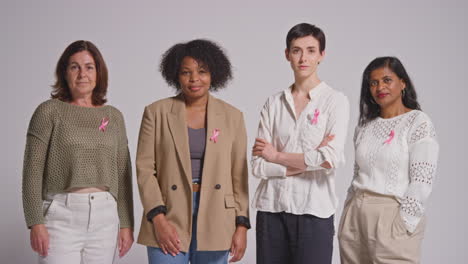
[359,56,421,125]
[51,40,108,106]
[160,39,232,91]
[286,23,326,53]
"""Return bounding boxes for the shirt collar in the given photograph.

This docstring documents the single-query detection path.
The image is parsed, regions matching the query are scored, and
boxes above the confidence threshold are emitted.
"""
[284,81,327,101]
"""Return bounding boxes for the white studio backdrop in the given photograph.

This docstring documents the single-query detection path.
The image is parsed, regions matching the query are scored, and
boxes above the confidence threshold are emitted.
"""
[2,0,467,263]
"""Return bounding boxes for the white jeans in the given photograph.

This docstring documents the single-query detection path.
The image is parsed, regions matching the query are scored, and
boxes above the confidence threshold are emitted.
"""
[39,192,119,264]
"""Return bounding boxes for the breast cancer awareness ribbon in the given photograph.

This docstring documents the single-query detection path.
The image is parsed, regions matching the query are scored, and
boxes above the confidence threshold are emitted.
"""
[210,128,220,143]
[311,109,320,125]
[384,130,395,144]
[99,117,109,132]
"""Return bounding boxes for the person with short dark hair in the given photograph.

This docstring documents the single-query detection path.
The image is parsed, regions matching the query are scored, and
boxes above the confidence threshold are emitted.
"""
[136,39,250,264]
[22,40,134,264]
[338,57,439,263]
[252,23,350,264]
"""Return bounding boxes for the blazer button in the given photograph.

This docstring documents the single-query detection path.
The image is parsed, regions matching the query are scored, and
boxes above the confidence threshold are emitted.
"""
[215,184,221,190]
[171,185,177,190]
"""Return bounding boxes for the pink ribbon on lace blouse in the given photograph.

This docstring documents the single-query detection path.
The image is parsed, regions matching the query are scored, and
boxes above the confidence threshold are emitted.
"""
[311,109,320,125]
[384,130,395,144]
[99,117,109,132]
[210,128,220,143]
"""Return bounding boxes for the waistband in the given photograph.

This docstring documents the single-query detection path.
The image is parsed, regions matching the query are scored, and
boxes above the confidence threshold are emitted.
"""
[46,191,114,204]
[354,190,399,204]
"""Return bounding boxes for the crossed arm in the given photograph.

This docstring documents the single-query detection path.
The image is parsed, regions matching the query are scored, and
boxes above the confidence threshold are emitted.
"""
[252,135,334,176]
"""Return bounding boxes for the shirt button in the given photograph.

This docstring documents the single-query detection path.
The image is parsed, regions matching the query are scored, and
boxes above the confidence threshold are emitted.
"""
[91,196,94,200]
[215,184,221,190]
[171,185,177,190]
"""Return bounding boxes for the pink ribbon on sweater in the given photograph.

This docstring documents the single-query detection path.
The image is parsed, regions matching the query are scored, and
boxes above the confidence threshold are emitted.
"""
[99,117,109,132]
[384,130,395,144]
[210,128,220,143]
[311,109,320,125]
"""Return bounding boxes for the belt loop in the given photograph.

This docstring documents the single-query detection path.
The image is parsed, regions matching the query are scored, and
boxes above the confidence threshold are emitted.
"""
[65,193,70,207]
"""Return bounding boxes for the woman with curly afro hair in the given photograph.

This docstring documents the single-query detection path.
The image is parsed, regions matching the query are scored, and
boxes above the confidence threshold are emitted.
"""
[136,39,250,264]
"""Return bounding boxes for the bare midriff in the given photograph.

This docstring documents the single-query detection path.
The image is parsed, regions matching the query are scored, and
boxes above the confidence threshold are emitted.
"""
[68,186,109,193]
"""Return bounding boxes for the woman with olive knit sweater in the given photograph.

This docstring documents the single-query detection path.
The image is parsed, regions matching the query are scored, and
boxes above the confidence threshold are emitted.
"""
[22,40,134,264]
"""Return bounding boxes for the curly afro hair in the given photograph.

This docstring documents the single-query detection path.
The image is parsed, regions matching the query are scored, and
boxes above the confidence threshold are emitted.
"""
[160,39,232,91]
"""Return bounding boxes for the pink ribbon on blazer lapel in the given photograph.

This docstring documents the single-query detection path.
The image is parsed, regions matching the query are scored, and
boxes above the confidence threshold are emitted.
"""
[99,117,109,132]
[384,130,395,144]
[210,128,220,143]
[311,109,320,125]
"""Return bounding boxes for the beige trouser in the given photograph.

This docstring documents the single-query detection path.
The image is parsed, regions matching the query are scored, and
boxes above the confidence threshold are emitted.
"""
[338,191,426,264]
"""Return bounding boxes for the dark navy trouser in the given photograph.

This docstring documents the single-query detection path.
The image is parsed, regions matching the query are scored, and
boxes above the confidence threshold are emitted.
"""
[256,211,334,264]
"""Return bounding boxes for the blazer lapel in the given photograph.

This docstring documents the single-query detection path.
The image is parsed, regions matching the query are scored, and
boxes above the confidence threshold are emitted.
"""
[203,95,225,178]
[167,95,191,182]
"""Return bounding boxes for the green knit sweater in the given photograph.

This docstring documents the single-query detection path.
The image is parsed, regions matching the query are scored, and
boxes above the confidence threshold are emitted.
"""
[22,99,134,228]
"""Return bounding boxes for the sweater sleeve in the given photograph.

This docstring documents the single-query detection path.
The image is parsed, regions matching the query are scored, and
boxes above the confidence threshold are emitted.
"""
[22,101,55,228]
[303,93,350,171]
[344,126,361,206]
[251,99,287,180]
[115,110,134,229]
[400,114,439,233]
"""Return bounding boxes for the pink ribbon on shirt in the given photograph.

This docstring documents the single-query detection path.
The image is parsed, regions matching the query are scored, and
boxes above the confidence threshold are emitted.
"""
[384,130,395,144]
[311,109,320,125]
[99,117,109,132]
[210,128,220,143]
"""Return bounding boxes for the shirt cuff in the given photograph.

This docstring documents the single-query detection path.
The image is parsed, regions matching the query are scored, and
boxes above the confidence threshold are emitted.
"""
[263,161,287,179]
[304,149,326,170]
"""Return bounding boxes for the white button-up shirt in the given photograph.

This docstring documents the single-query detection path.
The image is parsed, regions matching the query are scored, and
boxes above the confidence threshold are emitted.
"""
[252,82,350,217]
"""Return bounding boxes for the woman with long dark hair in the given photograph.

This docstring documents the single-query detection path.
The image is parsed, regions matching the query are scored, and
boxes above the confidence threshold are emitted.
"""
[338,57,439,263]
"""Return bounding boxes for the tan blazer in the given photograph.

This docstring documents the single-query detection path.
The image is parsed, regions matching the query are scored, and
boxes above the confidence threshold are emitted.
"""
[136,94,249,251]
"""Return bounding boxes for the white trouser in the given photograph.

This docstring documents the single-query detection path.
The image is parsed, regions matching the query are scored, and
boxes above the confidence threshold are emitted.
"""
[39,192,119,264]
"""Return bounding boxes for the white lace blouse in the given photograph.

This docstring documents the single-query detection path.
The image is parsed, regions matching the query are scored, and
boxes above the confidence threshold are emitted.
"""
[347,110,439,233]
